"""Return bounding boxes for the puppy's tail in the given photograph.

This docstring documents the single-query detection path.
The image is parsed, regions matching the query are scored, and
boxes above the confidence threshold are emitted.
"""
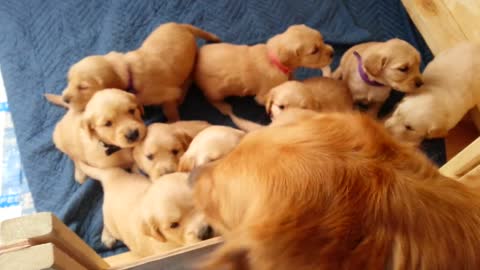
[44,93,69,109]
[229,113,264,132]
[182,24,221,42]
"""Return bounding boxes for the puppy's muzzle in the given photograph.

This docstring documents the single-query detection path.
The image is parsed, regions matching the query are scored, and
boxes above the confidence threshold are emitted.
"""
[63,96,71,104]
[125,129,140,142]
[198,225,214,240]
[415,77,424,88]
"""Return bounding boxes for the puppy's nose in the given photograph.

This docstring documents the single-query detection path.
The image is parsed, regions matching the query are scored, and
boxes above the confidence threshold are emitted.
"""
[198,225,214,240]
[125,129,139,142]
[63,96,71,104]
[415,78,424,88]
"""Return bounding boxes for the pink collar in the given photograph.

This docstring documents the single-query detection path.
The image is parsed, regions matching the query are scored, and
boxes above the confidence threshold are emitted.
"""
[268,51,293,75]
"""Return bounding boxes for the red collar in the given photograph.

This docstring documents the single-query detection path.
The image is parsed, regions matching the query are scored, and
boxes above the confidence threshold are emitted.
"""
[268,51,293,75]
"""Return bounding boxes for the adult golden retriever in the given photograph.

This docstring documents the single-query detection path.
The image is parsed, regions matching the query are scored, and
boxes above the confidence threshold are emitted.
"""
[191,110,480,270]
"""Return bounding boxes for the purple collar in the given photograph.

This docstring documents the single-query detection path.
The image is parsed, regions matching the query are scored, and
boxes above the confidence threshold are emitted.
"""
[126,67,136,94]
[353,51,384,87]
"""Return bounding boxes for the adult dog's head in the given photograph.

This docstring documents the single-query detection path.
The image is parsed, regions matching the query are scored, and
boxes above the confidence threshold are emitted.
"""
[190,111,480,270]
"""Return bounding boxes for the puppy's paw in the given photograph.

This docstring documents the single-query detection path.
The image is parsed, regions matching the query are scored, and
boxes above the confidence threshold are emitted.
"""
[74,168,87,184]
[101,229,117,249]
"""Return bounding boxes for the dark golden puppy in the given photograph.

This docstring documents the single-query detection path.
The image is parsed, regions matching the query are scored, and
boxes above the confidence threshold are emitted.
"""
[191,110,480,270]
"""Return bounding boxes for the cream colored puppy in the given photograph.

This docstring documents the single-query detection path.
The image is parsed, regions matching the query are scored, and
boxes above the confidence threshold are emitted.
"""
[133,121,211,179]
[194,24,334,115]
[178,126,245,172]
[52,89,146,183]
[265,77,353,120]
[77,162,215,257]
[333,39,423,116]
[61,23,220,121]
[385,42,480,144]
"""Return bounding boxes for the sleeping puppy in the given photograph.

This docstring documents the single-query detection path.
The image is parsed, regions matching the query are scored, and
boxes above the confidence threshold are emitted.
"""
[60,23,220,121]
[265,77,353,120]
[190,111,480,270]
[178,126,245,172]
[194,24,333,115]
[333,39,423,116]
[385,42,480,144]
[133,121,211,179]
[52,89,146,183]
[77,162,215,257]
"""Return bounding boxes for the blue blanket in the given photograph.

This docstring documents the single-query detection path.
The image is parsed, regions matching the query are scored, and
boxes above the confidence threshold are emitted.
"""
[0,0,444,256]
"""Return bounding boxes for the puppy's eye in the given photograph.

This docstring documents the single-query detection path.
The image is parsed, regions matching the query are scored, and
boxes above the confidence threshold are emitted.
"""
[278,105,285,110]
[105,121,112,127]
[310,46,319,54]
[146,154,154,160]
[171,149,179,155]
[77,85,88,90]
[170,222,180,229]
[128,109,135,115]
[398,66,409,72]
[405,125,414,131]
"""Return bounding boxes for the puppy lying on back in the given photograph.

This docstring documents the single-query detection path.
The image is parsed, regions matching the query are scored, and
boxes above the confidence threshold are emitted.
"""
[385,42,480,144]
[333,39,423,116]
[133,121,210,179]
[178,126,245,172]
[51,89,146,183]
[77,162,215,257]
[194,24,333,115]
[58,23,220,121]
[191,111,480,270]
[265,77,353,119]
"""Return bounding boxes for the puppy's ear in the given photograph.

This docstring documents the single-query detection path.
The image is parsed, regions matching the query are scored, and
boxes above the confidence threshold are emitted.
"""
[104,52,129,87]
[265,91,275,118]
[364,52,387,76]
[81,116,95,140]
[426,126,448,138]
[138,104,145,116]
[141,219,166,242]
[175,131,194,152]
[178,155,195,172]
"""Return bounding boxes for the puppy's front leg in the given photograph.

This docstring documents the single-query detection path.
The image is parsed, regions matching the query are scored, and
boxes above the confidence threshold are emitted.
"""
[101,226,117,249]
[162,101,180,123]
[73,160,87,184]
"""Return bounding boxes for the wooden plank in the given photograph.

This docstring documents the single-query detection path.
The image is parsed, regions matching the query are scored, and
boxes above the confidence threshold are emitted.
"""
[445,114,479,160]
[105,251,142,268]
[440,137,480,178]
[401,0,467,54]
[442,0,480,42]
[107,237,223,270]
[0,243,87,270]
[0,212,109,270]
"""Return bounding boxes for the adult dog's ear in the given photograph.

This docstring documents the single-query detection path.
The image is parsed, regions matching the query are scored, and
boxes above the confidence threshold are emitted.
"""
[364,52,387,76]
[198,243,250,270]
[81,116,95,140]
[141,218,166,242]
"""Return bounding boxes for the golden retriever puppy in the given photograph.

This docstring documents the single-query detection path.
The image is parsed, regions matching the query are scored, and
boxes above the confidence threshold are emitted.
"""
[385,42,480,144]
[61,23,220,121]
[333,39,423,116]
[77,162,215,257]
[265,77,353,119]
[191,112,480,270]
[52,89,146,183]
[194,24,334,115]
[133,121,210,179]
[178,126,245,172]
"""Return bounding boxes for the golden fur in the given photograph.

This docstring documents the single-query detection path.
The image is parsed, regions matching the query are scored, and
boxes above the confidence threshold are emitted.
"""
[192,110,480,270]
[59,23,219,121]
[194,24,333,115]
